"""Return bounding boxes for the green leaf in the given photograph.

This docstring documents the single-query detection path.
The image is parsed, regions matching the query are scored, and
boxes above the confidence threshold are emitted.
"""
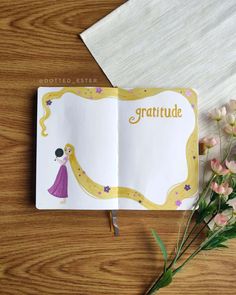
[223,226,236,239]
[198,199,207,212]
[202,236,228,250]
[228,192,236,200]
[156,269,173,289]
[196,203,216,224]
[210,192,219,202]
[149,269,173,294]
[230,177,236,189]
[151,229,168,270]
[216,244,228,249]
[220,202,231,211]
[203,223,236,250]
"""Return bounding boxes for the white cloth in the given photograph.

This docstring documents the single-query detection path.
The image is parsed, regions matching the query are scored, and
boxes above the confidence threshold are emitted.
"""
[80,0,236,136]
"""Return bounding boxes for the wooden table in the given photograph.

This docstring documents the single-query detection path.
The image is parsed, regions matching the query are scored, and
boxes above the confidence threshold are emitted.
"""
[0,1,235,294]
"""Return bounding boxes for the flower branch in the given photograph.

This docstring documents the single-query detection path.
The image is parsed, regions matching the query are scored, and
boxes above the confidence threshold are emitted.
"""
[145,99,236,294]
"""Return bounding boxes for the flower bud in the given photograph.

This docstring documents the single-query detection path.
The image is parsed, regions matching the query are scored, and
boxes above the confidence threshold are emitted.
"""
[226,114,236,126]
[209,107,226,121]
[225,159,236,173]
[224,125,236,137]
[200,137,218,149]
[214,213,230,226]
[211,159,229,175]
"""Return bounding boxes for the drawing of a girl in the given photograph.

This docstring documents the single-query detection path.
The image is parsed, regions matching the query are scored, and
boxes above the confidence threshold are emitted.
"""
[48,146,72,204]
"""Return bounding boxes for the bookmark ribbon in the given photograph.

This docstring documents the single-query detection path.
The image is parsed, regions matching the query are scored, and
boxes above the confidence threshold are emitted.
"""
[109,210,119,236]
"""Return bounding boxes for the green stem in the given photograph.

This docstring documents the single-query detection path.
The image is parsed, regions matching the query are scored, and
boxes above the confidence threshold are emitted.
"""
[202,149,209,184]
[178,195,215,255]
[218,195,222,212]
[146,224,221,295]
[171,174,215,267]
[177,214,216,261]
[179,222,198,250]
[173,248,201,275]
[180,196,214,247]
[173,226,224,274]
[217,121,222,161]
[223,135,233,161]
[146,211,223,295]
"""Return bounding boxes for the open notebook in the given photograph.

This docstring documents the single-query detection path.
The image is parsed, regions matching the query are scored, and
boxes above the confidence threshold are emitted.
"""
[36,87,198,210]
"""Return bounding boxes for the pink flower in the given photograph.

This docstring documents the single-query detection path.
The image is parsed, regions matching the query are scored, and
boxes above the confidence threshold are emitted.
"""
[227,198,236,211]
[200,137,218,149]
[209,107,226,121]
[224,124,236,137]
[211,182,233,196]
[225,159,236,174]
[214,213,230,226]
[210,159,229,175]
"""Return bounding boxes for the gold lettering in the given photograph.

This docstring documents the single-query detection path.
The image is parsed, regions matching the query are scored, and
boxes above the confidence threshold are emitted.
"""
[129,108,142,124]
[128,105,183,124]
[164,108,171,117]
[146,108,153,117]
[178,108,182,117]
[141,108,146,117]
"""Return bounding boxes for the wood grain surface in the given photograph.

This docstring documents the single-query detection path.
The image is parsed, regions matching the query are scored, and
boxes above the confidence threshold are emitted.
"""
[0,1,235,294]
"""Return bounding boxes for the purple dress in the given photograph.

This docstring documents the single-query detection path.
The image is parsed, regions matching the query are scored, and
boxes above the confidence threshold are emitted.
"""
[48,157,68,198]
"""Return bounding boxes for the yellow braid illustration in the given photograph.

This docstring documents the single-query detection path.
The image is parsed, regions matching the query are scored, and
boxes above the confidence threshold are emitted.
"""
[65,143,163,209]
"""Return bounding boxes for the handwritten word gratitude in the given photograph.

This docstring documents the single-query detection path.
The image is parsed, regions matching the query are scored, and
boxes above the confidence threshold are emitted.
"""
[129,104,182,124]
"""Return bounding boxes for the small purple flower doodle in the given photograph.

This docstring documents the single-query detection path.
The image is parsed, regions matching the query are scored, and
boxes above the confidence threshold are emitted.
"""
[175,200,182,206]
[104,186,111,193]
[185,89,192,97]
[184,184,191,191]
[96,87,102,93]
[46,100,52,106]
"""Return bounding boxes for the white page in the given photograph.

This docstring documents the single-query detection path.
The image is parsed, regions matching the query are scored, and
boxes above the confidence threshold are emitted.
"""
[118,90,195,209]
[36,87,119,209]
